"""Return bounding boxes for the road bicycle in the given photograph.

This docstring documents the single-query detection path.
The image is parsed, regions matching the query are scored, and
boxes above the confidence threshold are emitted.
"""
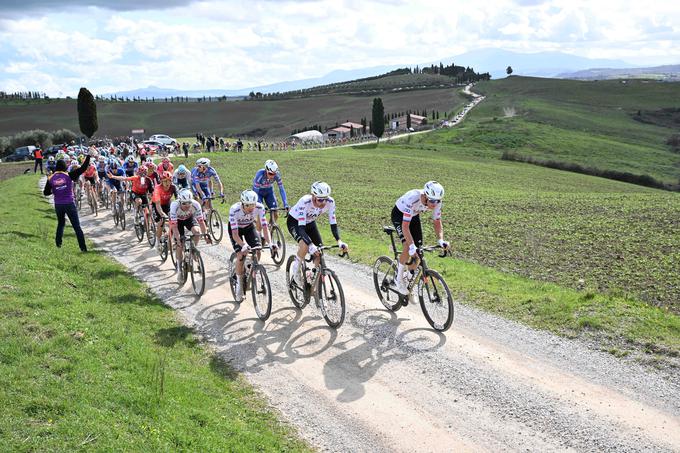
[86,180,98,216]
[98,180,109,210]
[157,216,175,266]
[228,246,273,321]
[372,225,454,331]
[112,191,126,230]
[285,245,348,329]
[203,195,225,243]
[264,207,287,266]
[133,197,155,246]
[176,231,207,297]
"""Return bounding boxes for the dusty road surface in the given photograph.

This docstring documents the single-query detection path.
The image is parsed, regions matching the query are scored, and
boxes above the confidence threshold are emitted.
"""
[45,184,680,452]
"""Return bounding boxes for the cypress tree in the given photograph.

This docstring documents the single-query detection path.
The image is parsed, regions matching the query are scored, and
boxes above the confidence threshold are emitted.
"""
[77,87,98,138]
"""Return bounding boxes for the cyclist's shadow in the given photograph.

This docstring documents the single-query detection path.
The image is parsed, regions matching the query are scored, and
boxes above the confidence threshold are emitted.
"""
[323,309,446,403]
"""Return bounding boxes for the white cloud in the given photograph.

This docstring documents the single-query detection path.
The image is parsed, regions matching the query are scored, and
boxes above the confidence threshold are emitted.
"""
[0,0,679,96]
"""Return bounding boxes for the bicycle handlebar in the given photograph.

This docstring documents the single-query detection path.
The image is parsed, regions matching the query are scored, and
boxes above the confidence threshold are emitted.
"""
[205,195,225,204]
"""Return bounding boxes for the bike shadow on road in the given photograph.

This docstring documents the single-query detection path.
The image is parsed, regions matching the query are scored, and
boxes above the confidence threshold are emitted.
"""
[206,305,341,374]
[323,309,447,403]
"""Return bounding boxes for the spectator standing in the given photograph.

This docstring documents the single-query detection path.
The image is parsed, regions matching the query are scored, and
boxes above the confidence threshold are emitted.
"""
[33,144,44,174]
[42,152,92,251]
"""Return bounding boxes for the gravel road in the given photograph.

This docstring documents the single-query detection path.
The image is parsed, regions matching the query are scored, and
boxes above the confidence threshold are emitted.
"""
[50,185,678,453]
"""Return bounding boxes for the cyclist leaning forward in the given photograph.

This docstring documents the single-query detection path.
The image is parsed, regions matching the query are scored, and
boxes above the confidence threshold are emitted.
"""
[252,159,288,222]
[151,171,178,251]
[109,166,155,226]
[228,190,272,302]
[173,164,193,190]
[191,157,224,207]
[287,181,348,286]
[169,189,212,281]
[391,181,450,295]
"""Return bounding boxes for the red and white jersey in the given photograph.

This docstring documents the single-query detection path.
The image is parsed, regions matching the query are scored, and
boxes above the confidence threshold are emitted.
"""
[291,194,336,225]
[169,199,204,222]
[395,189,442,221]
[228,202,267,230]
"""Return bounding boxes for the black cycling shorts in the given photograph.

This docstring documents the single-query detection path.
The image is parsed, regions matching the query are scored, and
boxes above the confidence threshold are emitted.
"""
[391,205,423,246]
[152,203,171,223]
[84,176,96,186]
[228,223,261,252]
[176,217,198,237]
[286,215,323,246]
[131,192,149,206]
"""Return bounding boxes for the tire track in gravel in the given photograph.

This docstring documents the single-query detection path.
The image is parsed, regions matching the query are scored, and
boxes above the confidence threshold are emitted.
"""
[41,179,680,452]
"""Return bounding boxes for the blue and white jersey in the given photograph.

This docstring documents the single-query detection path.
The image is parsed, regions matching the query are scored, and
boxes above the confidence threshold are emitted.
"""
[191,166,220,189]
[252,168,287,206]
[123,161,138,176]
[173,169,193,189]
[228,202,267,230]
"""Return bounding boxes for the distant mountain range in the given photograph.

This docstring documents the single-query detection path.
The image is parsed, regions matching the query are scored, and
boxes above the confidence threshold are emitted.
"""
[106,48,640,99]
[557,64,680,81]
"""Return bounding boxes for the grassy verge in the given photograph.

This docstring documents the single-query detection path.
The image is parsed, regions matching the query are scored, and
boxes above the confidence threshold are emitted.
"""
[0,174,311,452]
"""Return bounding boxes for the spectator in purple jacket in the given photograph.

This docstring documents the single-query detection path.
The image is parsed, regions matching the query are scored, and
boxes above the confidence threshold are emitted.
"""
[43,153,92,251]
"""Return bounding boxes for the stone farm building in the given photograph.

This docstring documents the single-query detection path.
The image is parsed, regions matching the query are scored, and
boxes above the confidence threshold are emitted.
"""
[391,114,428,131]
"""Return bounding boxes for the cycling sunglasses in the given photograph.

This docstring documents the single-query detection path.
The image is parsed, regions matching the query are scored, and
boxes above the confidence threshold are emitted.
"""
[427,198,441,205]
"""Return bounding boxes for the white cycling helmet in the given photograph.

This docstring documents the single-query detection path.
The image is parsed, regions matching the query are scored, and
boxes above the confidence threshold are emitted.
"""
[98,155,106,162]
[311,181,331,198]
[196,157,210,166]
[126,155,135,163]
[178,189,193,203]
[145,157,153,163]
[240,189,258,205]
[264,159,278,173]
[48,156,55,162]
[423,180,444,201]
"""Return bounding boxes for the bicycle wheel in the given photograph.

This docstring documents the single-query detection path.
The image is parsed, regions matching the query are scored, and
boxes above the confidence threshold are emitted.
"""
[146,214,156,247]
[208,209,224,243]
[285,255,308,309]
[315,269,345,329]
[190,249,206,296]
[372,256,401,312]
[178,254,188,287]
[227,252,240,302]
[269,225,286,266]
[113,202,119,226]
[119,202,126,230]
[134,210,145,242]
[159,235,168,263]
[76,188,82,211]
[251,264,272,321]
[418,269,454,331]
[169,233,176,267]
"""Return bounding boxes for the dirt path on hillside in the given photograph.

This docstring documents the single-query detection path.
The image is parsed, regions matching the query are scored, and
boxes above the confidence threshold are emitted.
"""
[42,181,680,452]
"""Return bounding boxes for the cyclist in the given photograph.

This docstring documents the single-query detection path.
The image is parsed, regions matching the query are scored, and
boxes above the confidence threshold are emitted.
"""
[81,156,99,209]
[173,164,192,190]
[191,157,224,212]
[252,159,288,223]
[109,166,155,228]
[392,181,450,295]
[169,189,211,281]
[287,181,348,286]
[228,190,272,302]
[105,158,126,208]
[145,161,159,185]
[151,171,178,251]
[122,155,138,177]
[158,156,174,174]
[46,156,57,175]
[95,156,107,198]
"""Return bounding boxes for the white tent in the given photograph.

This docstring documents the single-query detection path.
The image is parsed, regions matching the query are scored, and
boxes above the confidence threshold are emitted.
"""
[288,130,324,143]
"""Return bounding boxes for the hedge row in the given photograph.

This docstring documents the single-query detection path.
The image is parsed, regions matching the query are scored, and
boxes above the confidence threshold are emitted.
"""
[0,129,78,156]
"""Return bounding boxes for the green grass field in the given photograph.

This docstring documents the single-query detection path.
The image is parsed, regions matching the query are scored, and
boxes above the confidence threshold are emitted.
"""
[0,88,465,139]
[451,76,680,184]
[0,175,311,452]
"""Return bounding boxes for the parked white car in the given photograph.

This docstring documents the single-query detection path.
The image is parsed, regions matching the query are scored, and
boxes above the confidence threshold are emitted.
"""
[148,134,177,146]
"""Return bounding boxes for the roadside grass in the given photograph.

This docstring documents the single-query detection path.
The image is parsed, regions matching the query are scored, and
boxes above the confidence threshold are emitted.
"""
[0,174,311,452]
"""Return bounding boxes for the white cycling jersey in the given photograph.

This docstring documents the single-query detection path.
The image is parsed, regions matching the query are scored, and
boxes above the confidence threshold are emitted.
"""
[291,194,337,225]
[395,189,442,222]
[228,202,267,230]
[169,199,204,222]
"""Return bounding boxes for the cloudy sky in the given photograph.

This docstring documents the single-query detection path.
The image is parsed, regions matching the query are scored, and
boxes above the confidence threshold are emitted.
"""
[0,0,678,96]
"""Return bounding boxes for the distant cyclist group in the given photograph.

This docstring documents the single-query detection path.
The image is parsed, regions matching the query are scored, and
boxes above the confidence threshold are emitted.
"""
[43,146,454,331]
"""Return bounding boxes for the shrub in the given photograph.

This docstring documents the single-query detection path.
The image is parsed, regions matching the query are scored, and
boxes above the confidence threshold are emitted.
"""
[666,134,680,153]
[10,129,51,149]
[51,128,78,145]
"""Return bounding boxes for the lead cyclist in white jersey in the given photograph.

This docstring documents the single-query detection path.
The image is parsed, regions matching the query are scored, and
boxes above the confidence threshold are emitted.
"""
[392,181,450,295]
[287,181,348,285]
